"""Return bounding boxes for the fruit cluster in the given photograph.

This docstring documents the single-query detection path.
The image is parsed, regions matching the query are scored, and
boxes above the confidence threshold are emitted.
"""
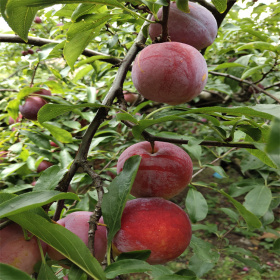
[131,1,217,105]
[112,141,193,264]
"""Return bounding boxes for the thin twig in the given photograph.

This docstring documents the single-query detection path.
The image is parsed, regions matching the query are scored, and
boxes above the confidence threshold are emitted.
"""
[192,147,237,179]
[209,71,280,103]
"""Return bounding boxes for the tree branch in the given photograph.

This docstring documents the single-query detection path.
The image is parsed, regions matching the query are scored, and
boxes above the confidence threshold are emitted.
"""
[159,0,170,42]
[0,34,122,65]
[209,71,280,103]
[53,15,152,221]
[122,120,257,149]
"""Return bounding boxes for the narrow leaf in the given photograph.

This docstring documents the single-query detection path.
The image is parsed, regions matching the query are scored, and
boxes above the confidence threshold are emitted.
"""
[42,123,73,143]
[34,166,68,191]
[219,189,262,228]
[176,0,190,13]
[0,191,79,218]
[211,0,227,13]
[8,211,106,280]
[102,155,141,245]
[0,264,33,280]
[237,42,277,52]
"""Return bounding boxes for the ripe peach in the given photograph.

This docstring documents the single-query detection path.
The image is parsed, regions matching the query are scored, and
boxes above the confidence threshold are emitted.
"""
[47,212,107,263]
[131,42,208,105]
[117,141,193,199]
[113,198,192,264]
[19,96,47,121]
[37,160,53,173]
[123,91,138,104]
[0,223,46,274]
[9,113,22,125]
[149,2,218,50]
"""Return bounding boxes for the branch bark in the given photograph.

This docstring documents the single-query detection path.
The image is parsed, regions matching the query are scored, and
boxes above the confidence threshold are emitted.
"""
[53,15,152,221]
[0,34,122,65]
[209,71,280,103]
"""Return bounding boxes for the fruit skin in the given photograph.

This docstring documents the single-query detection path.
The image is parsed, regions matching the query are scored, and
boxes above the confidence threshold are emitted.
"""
[19,96,47,121]
[47,212,107,263]
[21,51,28,56]
[131,42,208,105]
[117,141,193,199]
[34,16,42,24]
[149,2,218,50]
[27,49,34,55]
[0,223,46,274]
[123,91,138,104]
[9,113,22,125]
[37,160,53,173]
[113,198,192,264]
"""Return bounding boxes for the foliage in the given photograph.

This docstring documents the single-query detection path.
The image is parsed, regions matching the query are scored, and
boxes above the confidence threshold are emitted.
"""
[0,0,279,279]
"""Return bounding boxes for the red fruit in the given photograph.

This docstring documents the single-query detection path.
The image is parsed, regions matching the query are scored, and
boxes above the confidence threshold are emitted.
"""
[8,113,22,125]
[117,141,193,199]
[113,198,192,264]
[27,49,34,55]
[123,92,138,104]
[47,212,107,263]
[37,160,53,173]
[0,223,46,274]
[19,96,47,121]
[50,141,58,147]
[34,16,42,24]
[131,42,208,105]
[149,2,217,50]
[21,51,28,56]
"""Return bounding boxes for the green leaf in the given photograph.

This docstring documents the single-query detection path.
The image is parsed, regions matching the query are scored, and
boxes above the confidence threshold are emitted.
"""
[204,164,228,178]
[64,13,114,69]
[68,265,87,280]
[71,4,98,21]
[116,113,139,124]
[186,189,208,223]
[38,103,106,123]
[0,190,79,218]
[188,254,214,278]
[230,254,262,272]
[190,236,220,263]
[237,42,277,52]
[0,264,33,280]
[176,0,190,13]
[219,189,262,229]
[155,275,195,280]
[238,125,262,141]
[213,63,246,70]
[105,259,153,279]
[117,250,151,261]
[0,163,26,179]
[20,130,51,149]
[243,185,272,217]
[1,184,34,194]
[8,211,106,280]
[34,166,68,191]
[211,0,227,13]
[132,116,186,139]
[42,123,73,143]
[220,208,239,223]
[266,117,280,160]
[102,155,141,246]
[37,262,58,280]
[241,65,269,80]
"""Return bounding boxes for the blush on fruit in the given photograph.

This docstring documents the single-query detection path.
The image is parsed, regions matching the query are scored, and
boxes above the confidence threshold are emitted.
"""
[131,42,208,105]
[0,223,46,274]
[47,212,107,263]
[117,141,193,199]
[149,1,218,50]
[113,197,192,264]
[19,96,47,121]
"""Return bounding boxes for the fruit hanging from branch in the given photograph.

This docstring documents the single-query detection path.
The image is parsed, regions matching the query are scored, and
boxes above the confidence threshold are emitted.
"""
[131,42,208,105]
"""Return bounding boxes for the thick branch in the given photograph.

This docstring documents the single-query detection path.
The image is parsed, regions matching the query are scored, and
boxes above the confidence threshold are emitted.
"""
[209,71,280,104]
[160,0,171,42]
[0,34,121,65]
